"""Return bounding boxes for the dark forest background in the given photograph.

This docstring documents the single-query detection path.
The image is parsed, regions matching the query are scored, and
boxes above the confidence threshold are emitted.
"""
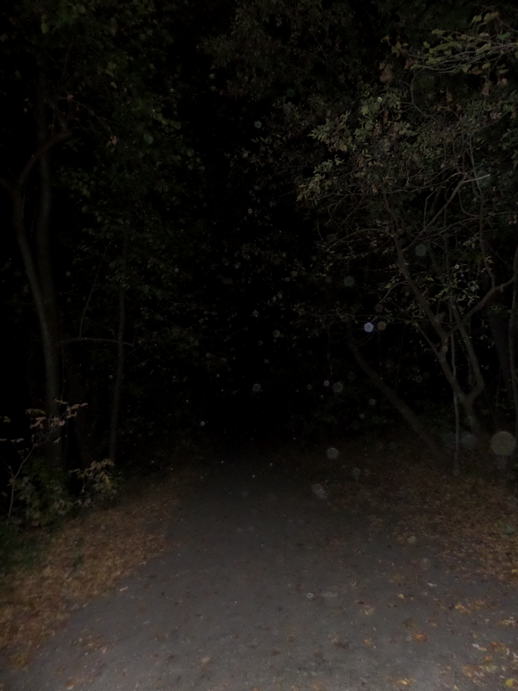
[1,0,518,529]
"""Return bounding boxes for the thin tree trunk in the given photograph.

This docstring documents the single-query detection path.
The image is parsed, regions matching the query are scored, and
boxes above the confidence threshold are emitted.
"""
[450,330,461,476]
[12,190,59,421]
[36,77,59,388]
[0,70,69,466]
[33,71,64,471]
[509,249,518,443]
[108,231,128,462]
[488,310,513,399]
[35,73,61,424]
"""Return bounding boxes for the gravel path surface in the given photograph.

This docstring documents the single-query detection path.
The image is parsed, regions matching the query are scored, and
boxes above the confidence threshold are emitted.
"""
[2,457,517,690]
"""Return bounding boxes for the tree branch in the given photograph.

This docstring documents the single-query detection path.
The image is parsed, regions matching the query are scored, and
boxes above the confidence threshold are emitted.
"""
[18,130,70,187]
[61,337,134,347]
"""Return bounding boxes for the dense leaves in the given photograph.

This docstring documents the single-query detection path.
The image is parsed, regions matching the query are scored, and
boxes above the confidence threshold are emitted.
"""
[1,0,518,525]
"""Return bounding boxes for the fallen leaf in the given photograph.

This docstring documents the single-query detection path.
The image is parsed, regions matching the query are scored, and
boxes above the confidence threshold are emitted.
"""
[413,632,428,642]
[420,557,431,570]
[472,643,487,651]
[489,641,510,655]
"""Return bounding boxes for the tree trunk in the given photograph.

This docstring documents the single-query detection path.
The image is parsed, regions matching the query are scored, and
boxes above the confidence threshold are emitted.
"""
[0,69,69,468]
[509,250,518,443]
[12,191,59,422]
[35,71,61,423]
[108,231,128,463]
[488,310,513,397]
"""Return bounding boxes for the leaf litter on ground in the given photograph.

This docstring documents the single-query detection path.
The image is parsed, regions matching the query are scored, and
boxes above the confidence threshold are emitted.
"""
[0,468,192,668]
[321,435,518,583]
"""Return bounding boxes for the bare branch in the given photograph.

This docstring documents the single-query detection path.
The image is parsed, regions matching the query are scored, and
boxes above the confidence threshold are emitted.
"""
[18,130,70,187]
[61,337,134,347]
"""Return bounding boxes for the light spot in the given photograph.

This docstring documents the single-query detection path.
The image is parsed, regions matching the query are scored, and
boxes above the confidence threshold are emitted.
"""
[364,322,375,333]
[326,447,340,460]
[415,243,428,257]
[490,430,516,456]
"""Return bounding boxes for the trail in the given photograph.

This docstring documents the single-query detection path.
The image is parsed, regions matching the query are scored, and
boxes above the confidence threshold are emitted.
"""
[2,457,517,690]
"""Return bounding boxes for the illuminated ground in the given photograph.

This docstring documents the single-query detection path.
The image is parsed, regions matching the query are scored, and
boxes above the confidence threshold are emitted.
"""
[1,448,517,690]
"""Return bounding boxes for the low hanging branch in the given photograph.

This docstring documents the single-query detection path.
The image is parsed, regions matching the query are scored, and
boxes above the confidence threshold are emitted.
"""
[345,326,446,464]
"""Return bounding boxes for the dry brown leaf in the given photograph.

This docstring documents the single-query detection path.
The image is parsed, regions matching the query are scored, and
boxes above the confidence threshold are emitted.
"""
[412,632,428,642]
[0,471,185,667]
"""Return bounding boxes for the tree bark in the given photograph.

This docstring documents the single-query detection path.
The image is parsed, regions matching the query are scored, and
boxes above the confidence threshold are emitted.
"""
[34,71,61,424]
[108,231,128,463]
[0,70,69,466]
[11,190,59,421]
[509,249,518,443]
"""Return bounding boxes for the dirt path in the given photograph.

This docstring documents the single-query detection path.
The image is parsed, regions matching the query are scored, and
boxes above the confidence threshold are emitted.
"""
[1,456,517,690]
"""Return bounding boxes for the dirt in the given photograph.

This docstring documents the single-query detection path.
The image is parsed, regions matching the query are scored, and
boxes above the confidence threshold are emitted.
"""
[1,449,517,690]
